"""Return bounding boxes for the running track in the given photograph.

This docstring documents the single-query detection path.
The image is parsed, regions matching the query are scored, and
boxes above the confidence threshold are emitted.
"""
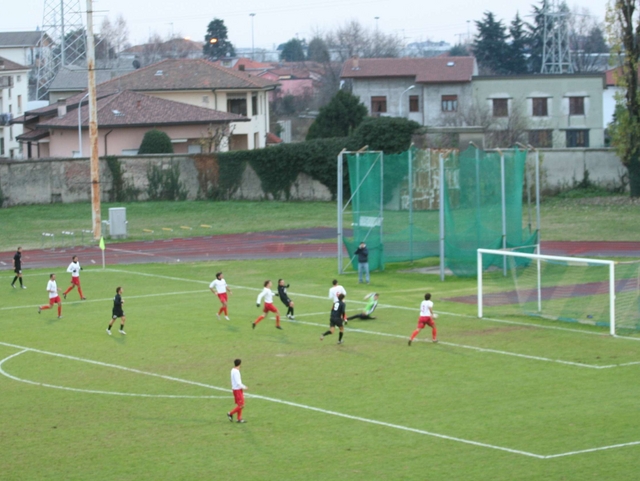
[2,229,640,270]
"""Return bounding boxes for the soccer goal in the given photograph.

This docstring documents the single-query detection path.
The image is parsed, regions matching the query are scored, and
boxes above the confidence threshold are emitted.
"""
[477,248,640,336]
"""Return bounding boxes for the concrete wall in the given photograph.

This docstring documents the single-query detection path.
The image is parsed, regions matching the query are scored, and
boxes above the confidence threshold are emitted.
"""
[0,154,332,206]
[0,149,626,207]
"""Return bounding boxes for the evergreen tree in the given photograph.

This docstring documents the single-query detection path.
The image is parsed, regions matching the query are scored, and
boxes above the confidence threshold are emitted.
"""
[138,129,174,154]
[203,18,235,59]
[306,90,367,140]
[448,44,470,56]
[506,13,528,74]
[526,0,548,73]
[280,38,306,61]
[307,37,330,62]
[473,12,510,74]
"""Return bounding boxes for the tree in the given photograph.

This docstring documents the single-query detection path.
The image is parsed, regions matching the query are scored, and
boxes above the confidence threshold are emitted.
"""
[449,44,470,56]
[203,19,235,59]
[306,90,368,140]
[350,117,421,154]
[325,19,403,61]
[606,0,640,196]
[473,12,510,74]
[280,38,306,61]
[138,129,174,154]
[197,123,235,153]
[100,14,130,55]
[569,7,609,72]
[526,0,548,73]
[506,13,528,74]
[307,36,330,62]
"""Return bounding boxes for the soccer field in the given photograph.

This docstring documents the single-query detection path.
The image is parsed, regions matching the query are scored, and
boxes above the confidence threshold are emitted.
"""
[2,258,640,480]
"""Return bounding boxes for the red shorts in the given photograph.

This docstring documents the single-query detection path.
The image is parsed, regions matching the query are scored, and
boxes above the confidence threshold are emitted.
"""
[217,293,228,304]
[70,277,80,286]
[417,316,434,329]
[233,389,245,406]
[49,296,62,305]
[263,302,278,314]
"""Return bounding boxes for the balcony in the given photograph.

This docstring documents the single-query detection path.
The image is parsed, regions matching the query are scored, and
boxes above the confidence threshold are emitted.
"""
[0,76,13,89]
[0,113,13,126]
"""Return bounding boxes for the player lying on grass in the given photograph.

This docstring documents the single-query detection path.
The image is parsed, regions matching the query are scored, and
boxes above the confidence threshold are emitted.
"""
[347,293,379,320]
[253,280,283,330]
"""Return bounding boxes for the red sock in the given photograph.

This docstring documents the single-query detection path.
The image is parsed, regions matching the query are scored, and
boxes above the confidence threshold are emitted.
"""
[432,327,437,341]
[57,305,62,316]
[78,286,84,298]
[254,315,264,325]
[63,287,72,295]
[40,304,51,311]
[223,307,228,316]
[410,329,420,341]
[218,307,224,315]
[275,316,280,327]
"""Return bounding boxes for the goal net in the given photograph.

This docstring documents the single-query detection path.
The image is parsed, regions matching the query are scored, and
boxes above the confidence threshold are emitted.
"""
[477,248,640,336]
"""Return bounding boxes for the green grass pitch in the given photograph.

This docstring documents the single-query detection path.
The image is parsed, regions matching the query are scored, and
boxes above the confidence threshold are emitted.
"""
[2,258,640,480]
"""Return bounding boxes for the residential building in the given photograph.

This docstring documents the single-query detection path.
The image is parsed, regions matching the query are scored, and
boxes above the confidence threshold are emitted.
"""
[0,31,51,69]
[15,58,278,157]
[472,74,605,148]
[0,57,28,158]
[31,90,247,157]
[340,56,478,126]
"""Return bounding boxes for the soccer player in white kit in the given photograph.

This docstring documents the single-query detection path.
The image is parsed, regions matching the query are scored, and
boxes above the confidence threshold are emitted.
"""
[63,255,86,300]
[328,279,347,302]
[209,272,232,320]
[252,280,282,330]
[38,273,63,318]
[408,292,438,345]
[227,359,247,423]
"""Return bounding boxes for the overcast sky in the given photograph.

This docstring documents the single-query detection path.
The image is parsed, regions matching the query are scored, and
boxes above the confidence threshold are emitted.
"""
[2,0,608,51]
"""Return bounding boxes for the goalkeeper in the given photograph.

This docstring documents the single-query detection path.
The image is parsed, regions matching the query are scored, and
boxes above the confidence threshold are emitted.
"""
[347,293,378,320]
[276,279,295,319]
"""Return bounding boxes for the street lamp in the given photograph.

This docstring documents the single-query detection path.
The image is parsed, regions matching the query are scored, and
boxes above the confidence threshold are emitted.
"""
[78,92,89,157]
[250,13,256,59]
[398,85,415,117]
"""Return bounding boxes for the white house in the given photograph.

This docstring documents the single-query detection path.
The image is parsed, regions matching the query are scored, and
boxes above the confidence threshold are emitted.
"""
[0,57,28,158]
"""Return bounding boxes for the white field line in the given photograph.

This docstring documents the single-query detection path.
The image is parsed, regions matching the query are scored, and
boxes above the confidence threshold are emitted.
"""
[0,350,228,399]
[1,341,638,460]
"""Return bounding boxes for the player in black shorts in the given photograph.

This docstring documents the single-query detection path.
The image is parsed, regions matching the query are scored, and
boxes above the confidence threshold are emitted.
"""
[11,247,25,289]
[276,279,295,319]
[320,293,346,344]
[107,287,126,335]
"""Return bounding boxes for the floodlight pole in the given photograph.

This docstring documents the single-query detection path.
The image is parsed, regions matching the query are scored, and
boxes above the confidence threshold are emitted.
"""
[77,92,89,157]
[500,151,507,276]
[439,152,445,281]
[477,249,483,318]
[380,151,384,271]
[86,0,101,240]
[408,148,413,262]
[337,150,345,274]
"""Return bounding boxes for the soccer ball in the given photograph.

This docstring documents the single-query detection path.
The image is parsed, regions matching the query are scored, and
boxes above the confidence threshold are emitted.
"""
[433,313,439,319]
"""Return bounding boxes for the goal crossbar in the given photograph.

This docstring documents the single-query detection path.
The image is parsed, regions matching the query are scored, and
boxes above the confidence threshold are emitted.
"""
[477,248,616,336]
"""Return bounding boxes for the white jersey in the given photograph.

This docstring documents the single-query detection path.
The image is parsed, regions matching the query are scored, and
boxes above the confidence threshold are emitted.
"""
[329,285,347,302]
[46,280,58,299]
[66,261,81,278]
[420,300,434,317]
[257,287,275,305]
[209,278,228,294]
[231,367,246,391]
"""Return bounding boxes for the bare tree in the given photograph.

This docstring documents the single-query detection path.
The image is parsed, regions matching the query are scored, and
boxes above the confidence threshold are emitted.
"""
[569,7,609,72]
[197,123,235,153]
[325,19,403,61]
[100,14,130,55]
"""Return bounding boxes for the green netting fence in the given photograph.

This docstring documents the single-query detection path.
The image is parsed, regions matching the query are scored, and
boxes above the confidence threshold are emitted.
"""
[338,146,539,277]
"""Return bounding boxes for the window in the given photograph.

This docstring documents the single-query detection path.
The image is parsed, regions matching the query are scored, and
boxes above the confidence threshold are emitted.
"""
[188,144,202,154]
[17,95,22,114]
[528,130,553,148]
[409,95,419,113]
[0,137,5,156]
[566,130,589,148]
[441,95,458,112]
[202,95,209,104]
[227,98,247,116]
[532,98,548,117]
[569,97,585,115]
[252,95,258,116]
[492,98,508,117]
[371,96,387,114]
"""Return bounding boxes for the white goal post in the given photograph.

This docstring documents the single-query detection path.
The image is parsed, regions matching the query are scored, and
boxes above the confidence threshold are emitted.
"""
[477,248,616,336]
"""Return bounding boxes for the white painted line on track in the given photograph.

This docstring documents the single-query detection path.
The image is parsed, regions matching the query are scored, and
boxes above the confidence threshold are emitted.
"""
[1,341,637,460]
[0,350,228,399]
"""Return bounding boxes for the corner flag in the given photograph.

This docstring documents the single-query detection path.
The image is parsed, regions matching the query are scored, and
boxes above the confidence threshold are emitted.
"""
[99,237,105,251]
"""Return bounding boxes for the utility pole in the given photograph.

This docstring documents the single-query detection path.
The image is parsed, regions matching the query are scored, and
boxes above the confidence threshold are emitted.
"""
[250,13,256,60]
[86,0,101,239]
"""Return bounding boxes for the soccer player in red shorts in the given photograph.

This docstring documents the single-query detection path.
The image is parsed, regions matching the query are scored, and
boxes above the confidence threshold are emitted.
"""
[38,273,63,318]
[227,359,247,423]
[63,255,86,300]
[408,292,438,345]
[252,280,282,330]
[209,272,232,320]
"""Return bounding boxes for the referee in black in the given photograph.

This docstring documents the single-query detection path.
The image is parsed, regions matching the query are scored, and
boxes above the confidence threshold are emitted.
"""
[277,279,295,319]
[11,247,26,289]
[107,287,126,335]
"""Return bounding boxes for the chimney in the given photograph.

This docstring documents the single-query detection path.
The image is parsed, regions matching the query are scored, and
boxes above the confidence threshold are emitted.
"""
[352,56,359,71]
[57,98,67,118]
[239,64,245,71]
[136,100,141,109]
